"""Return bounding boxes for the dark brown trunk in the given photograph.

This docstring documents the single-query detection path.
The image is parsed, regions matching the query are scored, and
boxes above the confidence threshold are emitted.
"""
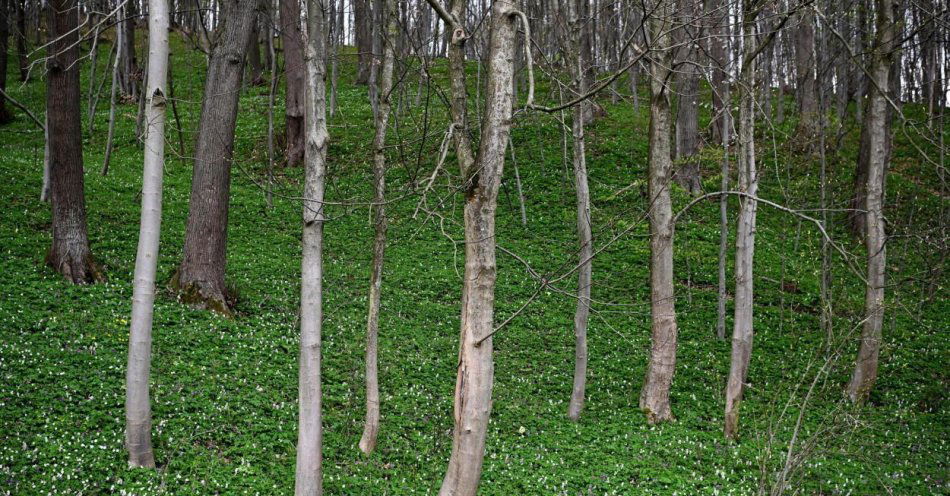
[174,0,261,313]
[45,0,103,283]
[119,0,139,100]
[0,0,10,123]
[793,9,818,146]
[355,0,372,84]
[246,12,265,85]
[280,0,305,166]
[15,0,26,82]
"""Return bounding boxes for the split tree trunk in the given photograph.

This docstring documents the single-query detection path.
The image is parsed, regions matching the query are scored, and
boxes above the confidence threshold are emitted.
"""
[567,0,592,423]
[724,5,759,440]
[174,0,261,313]
[358,0,396,456]
[847,0,895,404]
[294,0,328,494]
[125,0,170,468]
[639,0,678,425]
[435,1,519,494]
[45,0,103,284]
[280,0,305,166]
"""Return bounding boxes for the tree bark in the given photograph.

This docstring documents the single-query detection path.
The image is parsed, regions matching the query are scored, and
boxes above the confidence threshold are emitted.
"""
[359,0,396,456]
[640,0,677,425]
[246,12,265,85]
[174,0,261,313]
[437,1,518,494]
[15,0,27,82]
[45,0,103,284]
[793,8,819,145]
[567,0,592,423]
[847,0,895,404]
[125,0,170,468]
[708,0,730,144]
[295,0,327,493]
[0,0,10,123]
[280,0,305,166]
[724,5,758,440]
[118,0,139,100]
[673,0,702,195]
[355,0,372,84]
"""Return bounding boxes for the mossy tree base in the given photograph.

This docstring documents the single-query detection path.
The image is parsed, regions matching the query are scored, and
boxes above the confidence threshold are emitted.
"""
[169,270,234,317]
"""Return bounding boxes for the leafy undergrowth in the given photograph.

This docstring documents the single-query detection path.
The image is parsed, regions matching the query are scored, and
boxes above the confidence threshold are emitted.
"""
[0,34,947,495]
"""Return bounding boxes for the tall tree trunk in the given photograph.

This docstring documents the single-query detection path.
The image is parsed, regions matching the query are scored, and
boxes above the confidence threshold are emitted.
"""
[674,0,702,195]
[280,0,305,166]
[793,8,819,145]
[355,0,372,84]
[567,0,592,423]
[708,0,730,143]
[118,0,139,100]
[0,0,11,123]
[173,0,261,313]
[358,0,396,456]
[437,1,518,493]
[125,0,169,468]
[246,12,264,85]
[15,0,27,82]
[847,0,896,404]
[45,0,103,283]
[724,4,758,440]
[102,3,124,176]
[640,0,677,425]
[295,0,327,493]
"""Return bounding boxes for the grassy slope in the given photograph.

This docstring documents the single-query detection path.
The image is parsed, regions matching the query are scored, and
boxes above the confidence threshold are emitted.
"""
[0,34,946,495]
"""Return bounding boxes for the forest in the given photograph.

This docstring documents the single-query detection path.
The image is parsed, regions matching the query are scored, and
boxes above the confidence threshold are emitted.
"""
[0,0,946,494]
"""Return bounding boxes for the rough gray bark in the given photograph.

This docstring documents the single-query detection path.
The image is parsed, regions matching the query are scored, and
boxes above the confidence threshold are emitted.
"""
[724,5,758,440]
[358,0,396,456]
[174,0,261,313]
[673,0,702,195]
[280,0,305,166]
[847,0,895,404]
[431,0,519,493]
[793,8,819,145]
[125,0,169,468]
[45,0,103,284]
[355,0,372,84]
[716,82,731,340]
[567,0,592,423]
[118,0,138,100]
[294,0,327,493]
[708,0,730,143]
[246,13,265,85]
[640,0,678,425]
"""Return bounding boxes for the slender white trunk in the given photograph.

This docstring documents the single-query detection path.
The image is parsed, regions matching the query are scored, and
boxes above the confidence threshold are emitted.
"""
[847,0,894,404]
[724,10,758,439]
[359,0,396,456]
[295,0,328,493]
[566,0,591,422]
[124,0,170,469]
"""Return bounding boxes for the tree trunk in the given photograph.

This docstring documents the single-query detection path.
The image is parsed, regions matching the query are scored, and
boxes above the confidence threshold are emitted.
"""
[125,0,169,468]
[280,0,305,166]
[45,0,103,284]
[438,1,518,494]
[246,12,265,85]
[673,0,702,195]
[102,4,123,176]
[358,0,396,456]
[724,7,758,440]
[15,0,27,82]
[567,0,592,423]
[639,0,677,425]
[355,0,372,84]
[295,0,327,493]
[847,0,895,404]
[708,0,730,143]
[118,0,139,100]
[0,0,11,123]
[174,0,261,313]
[793,8,819,145]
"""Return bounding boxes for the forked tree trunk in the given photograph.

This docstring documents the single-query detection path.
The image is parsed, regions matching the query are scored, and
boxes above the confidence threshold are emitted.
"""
[724,7,759,440]
[294,0,328,493]
[46,0,103,284]
[847,0,895,404]
[280,0,305,166]
[174,0,261,313]
[125,0,170,468]
[567,0,592,423]
[436,1,519,494]
[639,0,677,425]
[359,0,396,456]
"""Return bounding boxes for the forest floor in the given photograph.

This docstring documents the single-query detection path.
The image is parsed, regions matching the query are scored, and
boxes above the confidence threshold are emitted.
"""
[0,35,947,495]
